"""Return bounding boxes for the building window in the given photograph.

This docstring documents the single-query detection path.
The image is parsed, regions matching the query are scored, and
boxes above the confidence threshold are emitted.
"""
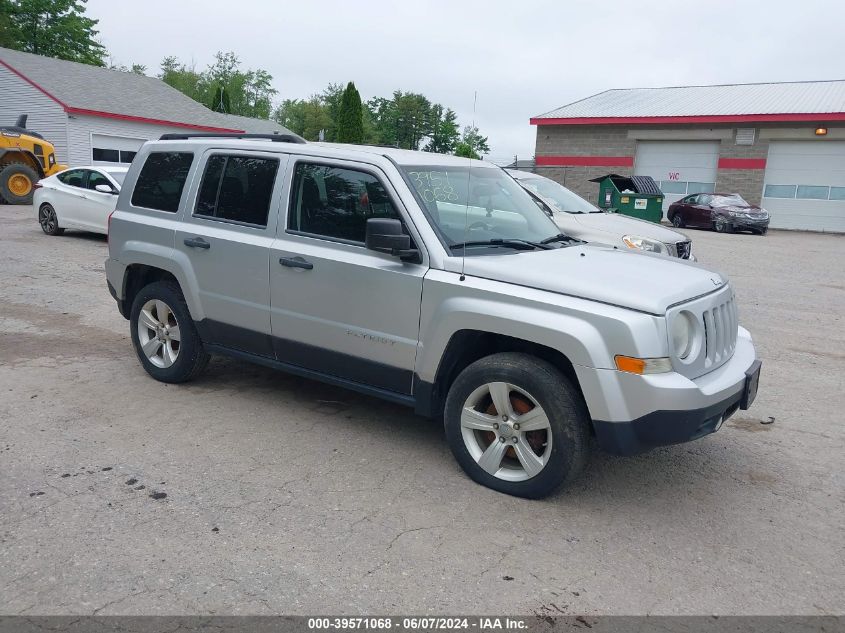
[659,180,687,194]
[764,184,796,199]
[687,182,716,195]
[92,147,120,162]
[829,187,845,201]
[93,148,139,163]
[131,152,194,212]
[796,185,830,200]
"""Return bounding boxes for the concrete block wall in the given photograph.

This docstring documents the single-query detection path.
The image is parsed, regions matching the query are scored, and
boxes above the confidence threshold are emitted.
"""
[534,125,635,202]
[716,134,770,205]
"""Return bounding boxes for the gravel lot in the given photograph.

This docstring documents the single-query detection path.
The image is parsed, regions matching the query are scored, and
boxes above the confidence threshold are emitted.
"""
[1,203,843,616]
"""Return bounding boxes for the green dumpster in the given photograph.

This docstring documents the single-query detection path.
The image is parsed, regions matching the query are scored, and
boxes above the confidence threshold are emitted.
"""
[589,174,664,223]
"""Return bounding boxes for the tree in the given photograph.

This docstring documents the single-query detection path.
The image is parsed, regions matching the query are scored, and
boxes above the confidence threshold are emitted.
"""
[454,125,491,159]
[3,0,106,66]
[159,52,277,119]
[424,105,459,154]
[210,84,231,113]
[335,81,364,144]
[108,60,147,75]
[0,0,15,48]
[273,97,332,141]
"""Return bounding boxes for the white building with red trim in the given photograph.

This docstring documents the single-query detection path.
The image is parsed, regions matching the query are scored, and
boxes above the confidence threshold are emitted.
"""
[531,81,845,232]
[0,47,296,168]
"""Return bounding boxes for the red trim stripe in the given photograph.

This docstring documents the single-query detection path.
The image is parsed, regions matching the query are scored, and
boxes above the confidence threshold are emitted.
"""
[65,107,243,133]
[530,113,845,126]
[0,58,70,108]
[718,157,767,169]
[0,58,243,133]
[536,155,634,167]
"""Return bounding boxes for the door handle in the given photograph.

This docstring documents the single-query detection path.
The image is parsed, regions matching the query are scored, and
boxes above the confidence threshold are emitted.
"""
[184,237,211,249]
[279,256,313,270]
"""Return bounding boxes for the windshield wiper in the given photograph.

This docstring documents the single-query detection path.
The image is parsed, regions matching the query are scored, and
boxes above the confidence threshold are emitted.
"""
[449,238,551,251]
[540,233,580,245]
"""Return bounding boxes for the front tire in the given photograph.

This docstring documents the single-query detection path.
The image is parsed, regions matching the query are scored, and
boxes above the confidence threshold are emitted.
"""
[129,281,209,383]
[713,217,732,233]
[444,352,590,498]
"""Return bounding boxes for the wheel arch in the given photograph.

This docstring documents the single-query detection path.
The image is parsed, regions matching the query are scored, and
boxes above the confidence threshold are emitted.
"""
[0,149,45,177]
[415,329,588,420]
[119,256,203,323]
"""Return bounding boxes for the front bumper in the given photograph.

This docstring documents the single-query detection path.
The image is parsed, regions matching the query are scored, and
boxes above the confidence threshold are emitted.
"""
[731,216,770,231]
[575,328,759,455]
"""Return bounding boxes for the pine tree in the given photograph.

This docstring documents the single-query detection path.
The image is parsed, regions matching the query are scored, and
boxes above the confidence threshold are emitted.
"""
[336,81,365,144]
[210,84,231,113]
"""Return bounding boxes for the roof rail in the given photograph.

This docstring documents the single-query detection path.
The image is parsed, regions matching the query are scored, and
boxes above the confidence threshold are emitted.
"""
[159,132,306,144]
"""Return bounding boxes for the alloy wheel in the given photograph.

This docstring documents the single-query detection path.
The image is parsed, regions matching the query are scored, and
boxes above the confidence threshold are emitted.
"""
[39,206,57,233]
[137,299,181,368]
[460,382,553,482]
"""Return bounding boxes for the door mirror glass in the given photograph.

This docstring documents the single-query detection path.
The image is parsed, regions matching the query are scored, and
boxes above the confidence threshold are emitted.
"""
[95,184,116,194]
[365,218,419,261]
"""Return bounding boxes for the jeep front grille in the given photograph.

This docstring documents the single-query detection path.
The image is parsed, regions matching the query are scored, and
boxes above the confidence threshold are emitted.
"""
[702,294,738,370]
[667,285,739,379]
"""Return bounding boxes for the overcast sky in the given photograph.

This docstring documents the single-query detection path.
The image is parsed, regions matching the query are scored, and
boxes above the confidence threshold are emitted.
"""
[88,0,845,163]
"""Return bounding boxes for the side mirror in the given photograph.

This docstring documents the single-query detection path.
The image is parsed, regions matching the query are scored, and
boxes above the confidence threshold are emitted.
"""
[95,184,117,195]
[365,218,420,262]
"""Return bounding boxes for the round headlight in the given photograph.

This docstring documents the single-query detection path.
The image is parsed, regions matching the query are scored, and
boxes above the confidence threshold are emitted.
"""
[670,311,694,359]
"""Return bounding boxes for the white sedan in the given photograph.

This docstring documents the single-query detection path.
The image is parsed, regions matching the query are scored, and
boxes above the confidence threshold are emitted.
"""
[34,166,128,236]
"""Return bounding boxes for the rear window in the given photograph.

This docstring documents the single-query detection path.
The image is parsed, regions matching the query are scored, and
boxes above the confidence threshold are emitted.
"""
[131,152,194,212]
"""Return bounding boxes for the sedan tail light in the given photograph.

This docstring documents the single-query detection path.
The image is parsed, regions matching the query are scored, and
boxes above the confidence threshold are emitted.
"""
[33,182,43,190]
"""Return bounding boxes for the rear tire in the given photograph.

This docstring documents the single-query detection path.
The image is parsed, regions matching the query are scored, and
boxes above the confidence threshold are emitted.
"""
[671,213,684,228]
[0,162,39,205]
[444,352,590,499]
[38,203,64,236]
[129,281,210,383]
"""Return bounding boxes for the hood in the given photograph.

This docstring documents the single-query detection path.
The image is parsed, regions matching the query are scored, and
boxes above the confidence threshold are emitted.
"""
[449,243,725,315]
[560,212,687,243]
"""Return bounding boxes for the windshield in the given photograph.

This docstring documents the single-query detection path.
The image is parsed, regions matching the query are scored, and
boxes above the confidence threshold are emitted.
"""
[711,194,749,208]
[401,165,562,250]
[515,174,600,213]
[105,170,126,185]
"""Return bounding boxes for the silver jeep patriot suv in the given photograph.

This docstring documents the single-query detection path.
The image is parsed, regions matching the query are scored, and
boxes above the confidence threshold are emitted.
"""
[105,133,762,498]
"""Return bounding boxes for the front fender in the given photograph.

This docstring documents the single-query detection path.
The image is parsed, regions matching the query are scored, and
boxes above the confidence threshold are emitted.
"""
[415,270,666,383]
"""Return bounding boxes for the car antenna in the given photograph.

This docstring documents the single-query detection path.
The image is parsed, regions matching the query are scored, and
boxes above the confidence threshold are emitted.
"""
[460,90,477,282]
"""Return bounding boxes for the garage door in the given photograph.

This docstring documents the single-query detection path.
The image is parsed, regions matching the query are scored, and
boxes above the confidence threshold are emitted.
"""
[762,141,845,232]
[634,141,720,215]
[91,134,145,166]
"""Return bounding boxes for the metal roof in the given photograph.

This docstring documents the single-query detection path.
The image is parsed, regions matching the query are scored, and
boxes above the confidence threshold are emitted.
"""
[0,46,298,136]
[532,80,845,124]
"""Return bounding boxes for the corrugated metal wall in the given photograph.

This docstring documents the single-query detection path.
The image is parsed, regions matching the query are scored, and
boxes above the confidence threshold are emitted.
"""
[66,114,196,166]
[0,65,69,163]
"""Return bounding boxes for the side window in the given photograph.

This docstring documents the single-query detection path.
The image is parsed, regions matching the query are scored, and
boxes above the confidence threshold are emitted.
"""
[57,169,86,188]
[86,171,114,192]
[686,194,699,204]
[194,155,279,227]
[131,152,194,213]
[288,162,400,243]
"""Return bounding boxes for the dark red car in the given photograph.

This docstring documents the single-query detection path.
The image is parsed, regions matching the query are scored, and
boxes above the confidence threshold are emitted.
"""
[667,193,770,235]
